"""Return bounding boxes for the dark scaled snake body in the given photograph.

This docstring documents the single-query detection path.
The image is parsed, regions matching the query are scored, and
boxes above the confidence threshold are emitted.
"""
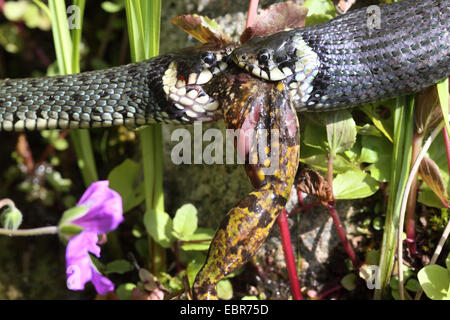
[0,0,449,300]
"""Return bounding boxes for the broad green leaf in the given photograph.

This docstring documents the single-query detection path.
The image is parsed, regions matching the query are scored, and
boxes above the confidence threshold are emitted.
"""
[108,159,145,213]
[173,204,198,238]
[180,228,215,251]
[333,170,379,199]
[324,110,357,157]
[303,119,328,151]
[143,209,174,248]
[105,260,134,275]
[301,152,359,174]
[341,273,357,291]
[360,135,392,182]
[405,278,420,292]
[303,0,335,16]
[418,265,450,300]
[217,279,233,300]
[242,296,259,300]
[116,283,136,300]
[186,258,206,287]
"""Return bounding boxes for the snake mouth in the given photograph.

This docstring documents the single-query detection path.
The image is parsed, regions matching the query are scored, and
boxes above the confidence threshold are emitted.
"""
[232,54,290,81]
[161,61,223,121]
[168,85,220,121]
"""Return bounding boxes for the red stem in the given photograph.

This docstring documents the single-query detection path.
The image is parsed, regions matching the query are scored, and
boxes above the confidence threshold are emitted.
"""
[318,285,343,300]
[327,155,359,270]
[443,126,450,174]
[405,132,423,256]
[245,0,259,29]
[327,202,360,270]
[277,208,302,300]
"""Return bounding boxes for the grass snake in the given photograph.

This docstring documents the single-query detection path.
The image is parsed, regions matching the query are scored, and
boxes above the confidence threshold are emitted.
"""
[0,0,449,300]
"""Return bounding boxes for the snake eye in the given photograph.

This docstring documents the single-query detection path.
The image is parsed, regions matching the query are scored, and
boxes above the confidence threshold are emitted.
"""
[202,52,216,65]
[257,49,270,65]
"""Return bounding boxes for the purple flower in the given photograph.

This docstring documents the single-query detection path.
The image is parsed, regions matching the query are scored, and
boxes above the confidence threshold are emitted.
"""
[64,181,123,295]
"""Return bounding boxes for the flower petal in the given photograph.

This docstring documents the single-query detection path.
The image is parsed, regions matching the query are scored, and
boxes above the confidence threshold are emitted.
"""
[66,231,99,291]
[73,181,123,234]
[65,231,114,294]
[91,267,115,295]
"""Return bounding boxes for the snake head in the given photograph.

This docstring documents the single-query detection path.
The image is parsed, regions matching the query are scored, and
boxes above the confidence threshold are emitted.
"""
[231,30,318,82]
[161,43,237,122]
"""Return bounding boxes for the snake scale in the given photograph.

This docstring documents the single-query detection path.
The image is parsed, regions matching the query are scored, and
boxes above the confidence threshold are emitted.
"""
[1,0,449,300]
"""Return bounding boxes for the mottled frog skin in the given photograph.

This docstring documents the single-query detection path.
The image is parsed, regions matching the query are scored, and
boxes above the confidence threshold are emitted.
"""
[192,69,300,299]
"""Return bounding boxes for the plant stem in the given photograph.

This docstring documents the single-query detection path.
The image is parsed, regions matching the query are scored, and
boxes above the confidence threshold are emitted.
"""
[405,132,423,256]
[327,154,359,270]
[326,202,359,270]
[246,0,259,28]
[277,208,302,300]
[0,226,58,236]
[397,121,444,300]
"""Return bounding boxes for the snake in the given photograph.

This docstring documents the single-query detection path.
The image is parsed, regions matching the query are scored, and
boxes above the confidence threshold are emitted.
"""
[0,0,449,300]
[0,43,235,131]
[232,0,450,111]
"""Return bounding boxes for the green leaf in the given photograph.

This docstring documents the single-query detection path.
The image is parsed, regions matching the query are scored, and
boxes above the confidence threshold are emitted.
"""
[303,119,328,151]
[143,209,174,248]
[180,228,215,251]
[116,283,136,300]
[324,110,357,157]
[217,279,233,300]
[3,1,28,21]
[186,257,206,287]
[108,159,145,213]
[58,224,83,238]
[360,135,392,182]
[303,0,335,16]
[101,1,124,13]
[105,260,134,275]
[0,23,22,53]
[173,204,198,238]
[333,170,379,199]
[418,265,450,300]
[58,206,88,227]
[341,273,357,291]
[303,0,335,26]
[365,249,380,265]
[405,278,420,292]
